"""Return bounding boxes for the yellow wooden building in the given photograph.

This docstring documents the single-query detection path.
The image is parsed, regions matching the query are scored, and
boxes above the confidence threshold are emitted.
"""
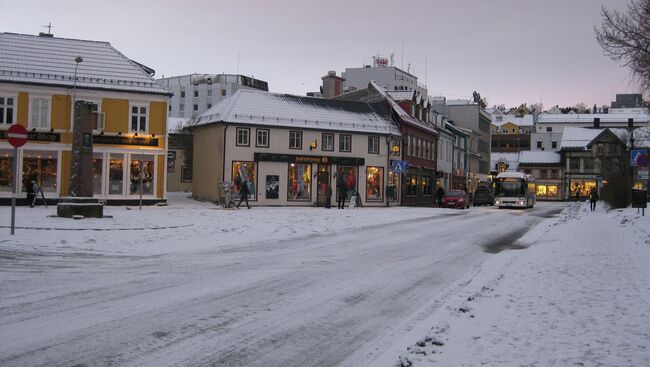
[0,32,170,204]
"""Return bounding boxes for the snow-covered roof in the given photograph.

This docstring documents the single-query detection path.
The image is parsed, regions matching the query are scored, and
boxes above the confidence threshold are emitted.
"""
[538,113,649,124]
[491,114,534,127]
[560,127,604,150]
[370,82,438,135]
[0,32,169,95]
[193,89,401,135]
[386,90,415,101]
[519,151,561,165]
[490,152,519,171]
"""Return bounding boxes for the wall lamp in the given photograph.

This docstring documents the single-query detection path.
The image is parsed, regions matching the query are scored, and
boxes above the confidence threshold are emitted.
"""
[309,140,318,150]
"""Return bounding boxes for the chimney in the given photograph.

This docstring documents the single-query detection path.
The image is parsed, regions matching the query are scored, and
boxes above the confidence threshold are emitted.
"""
[594,118,600,128]
[321,70,346,99]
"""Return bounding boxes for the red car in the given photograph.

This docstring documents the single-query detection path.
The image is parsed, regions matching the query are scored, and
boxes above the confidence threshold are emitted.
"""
[443,190,470,209]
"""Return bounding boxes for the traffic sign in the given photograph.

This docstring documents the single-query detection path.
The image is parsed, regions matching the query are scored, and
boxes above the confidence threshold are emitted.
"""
[392,160,410,174]
[631,149,648,167]
[7,124,28,148]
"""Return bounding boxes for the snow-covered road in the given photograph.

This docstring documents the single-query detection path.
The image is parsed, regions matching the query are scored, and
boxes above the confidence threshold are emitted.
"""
[0,198,567,367]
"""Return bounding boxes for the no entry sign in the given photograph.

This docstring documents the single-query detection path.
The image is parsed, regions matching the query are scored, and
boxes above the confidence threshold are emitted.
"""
[7,124,28,148]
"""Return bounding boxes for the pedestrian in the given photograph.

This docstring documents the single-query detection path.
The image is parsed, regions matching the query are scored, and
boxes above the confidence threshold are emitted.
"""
[575,189,580,202]
[236,180,251,209]
[337,176,346,209]
[589,188,598,211]
[436,186,445,207]
[26,176,37,208]
[325,185,332,209]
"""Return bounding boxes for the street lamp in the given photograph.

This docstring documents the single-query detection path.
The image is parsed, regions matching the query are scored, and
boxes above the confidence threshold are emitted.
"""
[72,56,83,121]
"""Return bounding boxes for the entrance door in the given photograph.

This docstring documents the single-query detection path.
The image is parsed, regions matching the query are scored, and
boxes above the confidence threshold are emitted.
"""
[316,164,330,207]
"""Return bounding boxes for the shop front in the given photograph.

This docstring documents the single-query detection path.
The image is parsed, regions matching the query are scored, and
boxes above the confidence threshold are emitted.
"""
[568,176,597,201]
[402,166,435,206]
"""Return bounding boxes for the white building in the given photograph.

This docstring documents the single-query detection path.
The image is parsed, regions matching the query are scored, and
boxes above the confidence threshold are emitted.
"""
[158,74,268,120]
[322,64,427,99]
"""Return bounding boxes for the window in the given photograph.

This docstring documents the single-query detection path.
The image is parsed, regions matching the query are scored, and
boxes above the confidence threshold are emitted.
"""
[0,149,15,192]
[207,103,212,109]
[536,141,542,149]
[88,102,104,130]
[408,136,413,156]
[551,169,559,178]
[539,169,548,178]
[569,158,581,170]
[232,161,257,200]
[537,184,559,198]
[288,163,311,201]
[0,96,15,124]
[194,90,199,97]
[339,134,351,152]
[180,91,185,98]
[181,166,193,182]
[129,155,154,195]
[92,153,103,195]
[583,158,594,171]
[29,98,50,128]
[236,127,250,146]
[552,141,557,149]
[193,104,198,111]
[130,105,148,132]
[546,127,552,132]
[322,133,334,151]
[180,104,184,111]
[421,176,433,196]
[368,136,380,154]
[221,89,227,96]
[22,150,58,192]
[289,131,302,149]
[168,105,172,112]
[207,89,212,97]
[406,174,418,196]
[256,129,269,148]
[366,167,383,201]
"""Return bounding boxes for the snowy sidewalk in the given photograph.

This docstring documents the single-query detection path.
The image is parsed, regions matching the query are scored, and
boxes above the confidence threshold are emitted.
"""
[379,202,650,367]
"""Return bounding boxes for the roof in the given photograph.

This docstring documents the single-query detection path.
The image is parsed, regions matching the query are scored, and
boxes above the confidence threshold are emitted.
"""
[519,151,561,165]
[193,89,401,135]
[538,112,649,124]
[490,152,520,171]
[491,114,534,127]
[371,82,438,135]
[385,90,415,101]
[0,32,169,95]
[559,127,606,150]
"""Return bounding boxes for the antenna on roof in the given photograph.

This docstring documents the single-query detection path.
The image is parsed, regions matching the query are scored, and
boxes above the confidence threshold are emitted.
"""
[40,22,54,37]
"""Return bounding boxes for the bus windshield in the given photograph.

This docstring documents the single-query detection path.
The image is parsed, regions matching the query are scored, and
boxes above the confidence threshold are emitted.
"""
[495,180,525,197]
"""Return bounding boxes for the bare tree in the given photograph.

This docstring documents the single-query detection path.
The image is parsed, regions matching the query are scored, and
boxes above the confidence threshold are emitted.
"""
[594,0,650,91]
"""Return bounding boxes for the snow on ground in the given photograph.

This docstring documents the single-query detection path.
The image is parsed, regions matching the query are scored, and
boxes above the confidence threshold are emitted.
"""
[1,192,446,256]
[377,202,650,367]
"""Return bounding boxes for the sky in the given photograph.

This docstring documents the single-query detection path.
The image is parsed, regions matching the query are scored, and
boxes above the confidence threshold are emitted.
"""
[0,0,643,109]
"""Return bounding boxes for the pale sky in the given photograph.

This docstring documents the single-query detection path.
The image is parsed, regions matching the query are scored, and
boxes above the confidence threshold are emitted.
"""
[0,0,642,109]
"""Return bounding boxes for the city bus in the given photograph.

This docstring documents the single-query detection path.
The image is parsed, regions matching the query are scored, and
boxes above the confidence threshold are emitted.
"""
[494,172,536,208]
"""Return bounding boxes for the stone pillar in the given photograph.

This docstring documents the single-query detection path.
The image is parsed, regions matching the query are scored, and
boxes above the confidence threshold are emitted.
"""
[69,101,94,197]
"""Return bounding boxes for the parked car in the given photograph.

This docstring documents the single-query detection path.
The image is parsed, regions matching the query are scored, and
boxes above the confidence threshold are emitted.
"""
[443,190,470,209]
[473,187,495,206]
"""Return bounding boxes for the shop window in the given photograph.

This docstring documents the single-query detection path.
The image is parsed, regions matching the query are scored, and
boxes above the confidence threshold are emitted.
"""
[388,169,399,201]
[421,176,433,196]
[92,153,103,195]
[232,161,257,200]
[537,184,559,198]
[130,105,148,132]
[0,149,14,191]
[29,98,50,128]
[256,129,269,148]
[288,163,311,201]
[322,133,334,151]
[366,167,383,201]
[406,174,418,196]
[336,166,358,202]
[289,131,302,149]
[368,136,380,154]
[570,180,596,198]
[129,155,154,195]
[109,154,124,195]
[236,127,250,146]
[0,96,15,124]
[339,134,351,152]
[22,150,57,192]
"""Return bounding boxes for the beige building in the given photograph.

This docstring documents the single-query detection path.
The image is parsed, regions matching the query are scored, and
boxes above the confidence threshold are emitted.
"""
[189,89,401,207]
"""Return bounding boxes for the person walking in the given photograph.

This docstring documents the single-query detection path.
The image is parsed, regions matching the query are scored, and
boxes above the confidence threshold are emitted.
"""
[337,176,347,209]
[236,180,251,209]
[26,177,37,208]
[589,188,598,211]
[436,186,445,207]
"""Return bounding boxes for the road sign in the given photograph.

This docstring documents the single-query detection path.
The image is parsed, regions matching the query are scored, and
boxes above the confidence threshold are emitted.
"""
[392,160,410,174]
[640,170,649,180]
[7,124,28,148]
[631,149,648,167]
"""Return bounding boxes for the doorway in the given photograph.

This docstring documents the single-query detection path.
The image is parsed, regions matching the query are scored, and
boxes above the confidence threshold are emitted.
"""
[316,164,330,207]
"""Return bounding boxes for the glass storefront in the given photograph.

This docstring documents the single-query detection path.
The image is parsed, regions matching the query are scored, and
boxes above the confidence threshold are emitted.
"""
[336,166,358,201]
[536,184,559,198]
[406,174,417,196]
[421,176,433,196]
[232,161,257,200]
[130,155,154,195]
[570,179,596,198]
[109,154,124,195]
[366,167,383,201]
[288,163,311,201]
[22,150,57,192]
[93,153,103,195]
[0,149,14,192]
[387,169,399,202]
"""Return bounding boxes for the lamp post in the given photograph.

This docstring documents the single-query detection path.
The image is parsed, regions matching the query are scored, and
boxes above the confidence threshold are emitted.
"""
[72,56,83,118]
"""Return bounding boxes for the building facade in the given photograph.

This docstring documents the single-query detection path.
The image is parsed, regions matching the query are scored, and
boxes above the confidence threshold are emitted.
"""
[190,89,401,207]
[158,74,268,120]
[0,32,170,205]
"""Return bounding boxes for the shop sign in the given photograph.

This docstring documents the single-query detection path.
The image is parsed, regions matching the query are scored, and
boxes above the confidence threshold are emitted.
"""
[254,152,364,166]
[93,135,159,147]
[1,129,61,143]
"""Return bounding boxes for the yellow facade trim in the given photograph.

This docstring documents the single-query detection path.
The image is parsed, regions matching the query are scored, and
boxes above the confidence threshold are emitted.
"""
[102,98,129,133]
[51,94,71,130]
[17,92,28,126]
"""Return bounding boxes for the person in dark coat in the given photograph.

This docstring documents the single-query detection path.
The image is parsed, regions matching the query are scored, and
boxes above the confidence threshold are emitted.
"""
[337,176,347,209]
[236,180,251,209]
[26,177,37,208]
[325,185,332,209]
[589,188,599,211]
[436,187,445,207]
